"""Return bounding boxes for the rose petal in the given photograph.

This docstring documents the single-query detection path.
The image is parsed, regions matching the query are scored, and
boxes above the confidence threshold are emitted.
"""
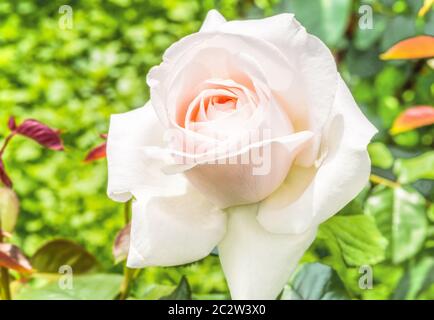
[210,12,338,167]
[107,102,169,202]
[199,9,226,32]
[218,204,317,299]
[257,76,377,234]
[183,130,313,208]
[127,187,226,267]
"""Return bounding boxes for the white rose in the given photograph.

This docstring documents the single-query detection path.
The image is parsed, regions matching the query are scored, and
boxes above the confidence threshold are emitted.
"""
[107,10,377,299]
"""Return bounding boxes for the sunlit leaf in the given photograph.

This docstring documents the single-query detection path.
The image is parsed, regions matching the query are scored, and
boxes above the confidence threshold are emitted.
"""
[15,273,122,300]
[0,187,19,233]
[281,263,349,300]
[368,142,394,169]
[0,243,32,273]
[390,106,434,135]
[380,36,434,60]
[320,215,388,266]
[31,239,98,274]
[365,186,428,264]
[15,119,64,151]
[112,223,130,264]
[394,151,434,183]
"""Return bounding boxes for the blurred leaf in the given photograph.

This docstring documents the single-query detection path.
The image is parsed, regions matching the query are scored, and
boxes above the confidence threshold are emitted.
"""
[354,15,387,50]
[419,0,434,17]
[428,204,434,222]
[112,223,130,264]
[290,0,352,47]
[320,215,388,266]
[7,116,16,131]
[31,239,98,274]
[365,186,428,264]
[15,273,122,300]
[393,254,434,299]
[84,142,106,163]
[0,243,32,273]
[160,276,192,300]
[14,119,64,151]
[380,16,416,52]
[381,35,434,60]
[368,142,394,169]
[0,187,19,233]
[0,159,12,188]
[281,263,349,300]
[346,47,384,78]
[390,105,434,135]
[394,151,434,183]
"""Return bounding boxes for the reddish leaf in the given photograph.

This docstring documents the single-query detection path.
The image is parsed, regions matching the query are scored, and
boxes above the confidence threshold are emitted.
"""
[0,243,33,273]
[100,133,108,139]
[390,106,434,135]
[8,117,16,131]
[0,159,12,188]
[380,36,434,60]
[112,223,130,264]
[15,119,64,151]
[84,142,107,163]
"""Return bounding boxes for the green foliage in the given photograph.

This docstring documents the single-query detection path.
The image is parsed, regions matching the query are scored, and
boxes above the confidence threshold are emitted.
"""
[365,186,428,264]
[282,263,349,300]
[160,276,192,300]
[319,215,388,267]
[0,0,433,300]
[31,238,99,274]
[15,273,123,300]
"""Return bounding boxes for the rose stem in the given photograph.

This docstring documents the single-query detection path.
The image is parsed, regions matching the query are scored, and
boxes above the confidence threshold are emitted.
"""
[0,221,12,300]
[369,174,401,189]
[119,200,133,300]
[0,133,15,158]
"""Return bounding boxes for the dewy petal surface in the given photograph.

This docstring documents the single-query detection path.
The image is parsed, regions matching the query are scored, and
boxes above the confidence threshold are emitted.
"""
[256,76,378,234]
[107,103,227,267]
[218,204,317,300]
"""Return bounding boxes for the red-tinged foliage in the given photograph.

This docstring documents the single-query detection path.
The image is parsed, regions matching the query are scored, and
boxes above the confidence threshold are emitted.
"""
[112,223,131,264]
[84,142,107,163]
[8,117,16,131]
[0,243,33,274]
[15,119,64,151]
[380,36,434,60]
[0,159,12,188]
[390,105,434,135]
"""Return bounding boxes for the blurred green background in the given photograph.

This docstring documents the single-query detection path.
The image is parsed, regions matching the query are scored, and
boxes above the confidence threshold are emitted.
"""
[0,0,433,299]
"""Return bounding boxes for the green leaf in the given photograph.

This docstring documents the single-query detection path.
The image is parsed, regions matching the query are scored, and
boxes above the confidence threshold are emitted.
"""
[0,187,19,233]
[320,215,388,266]
[394,151,434,184]
[368,142,394,169]
[354,14,387,50]
[393,254,434,300]
[160,276,192,300]
[281,263,349,300]
[365,186,428,264]
[289,0,352,47]
[15,273,122,300]
[31,239,98,274]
